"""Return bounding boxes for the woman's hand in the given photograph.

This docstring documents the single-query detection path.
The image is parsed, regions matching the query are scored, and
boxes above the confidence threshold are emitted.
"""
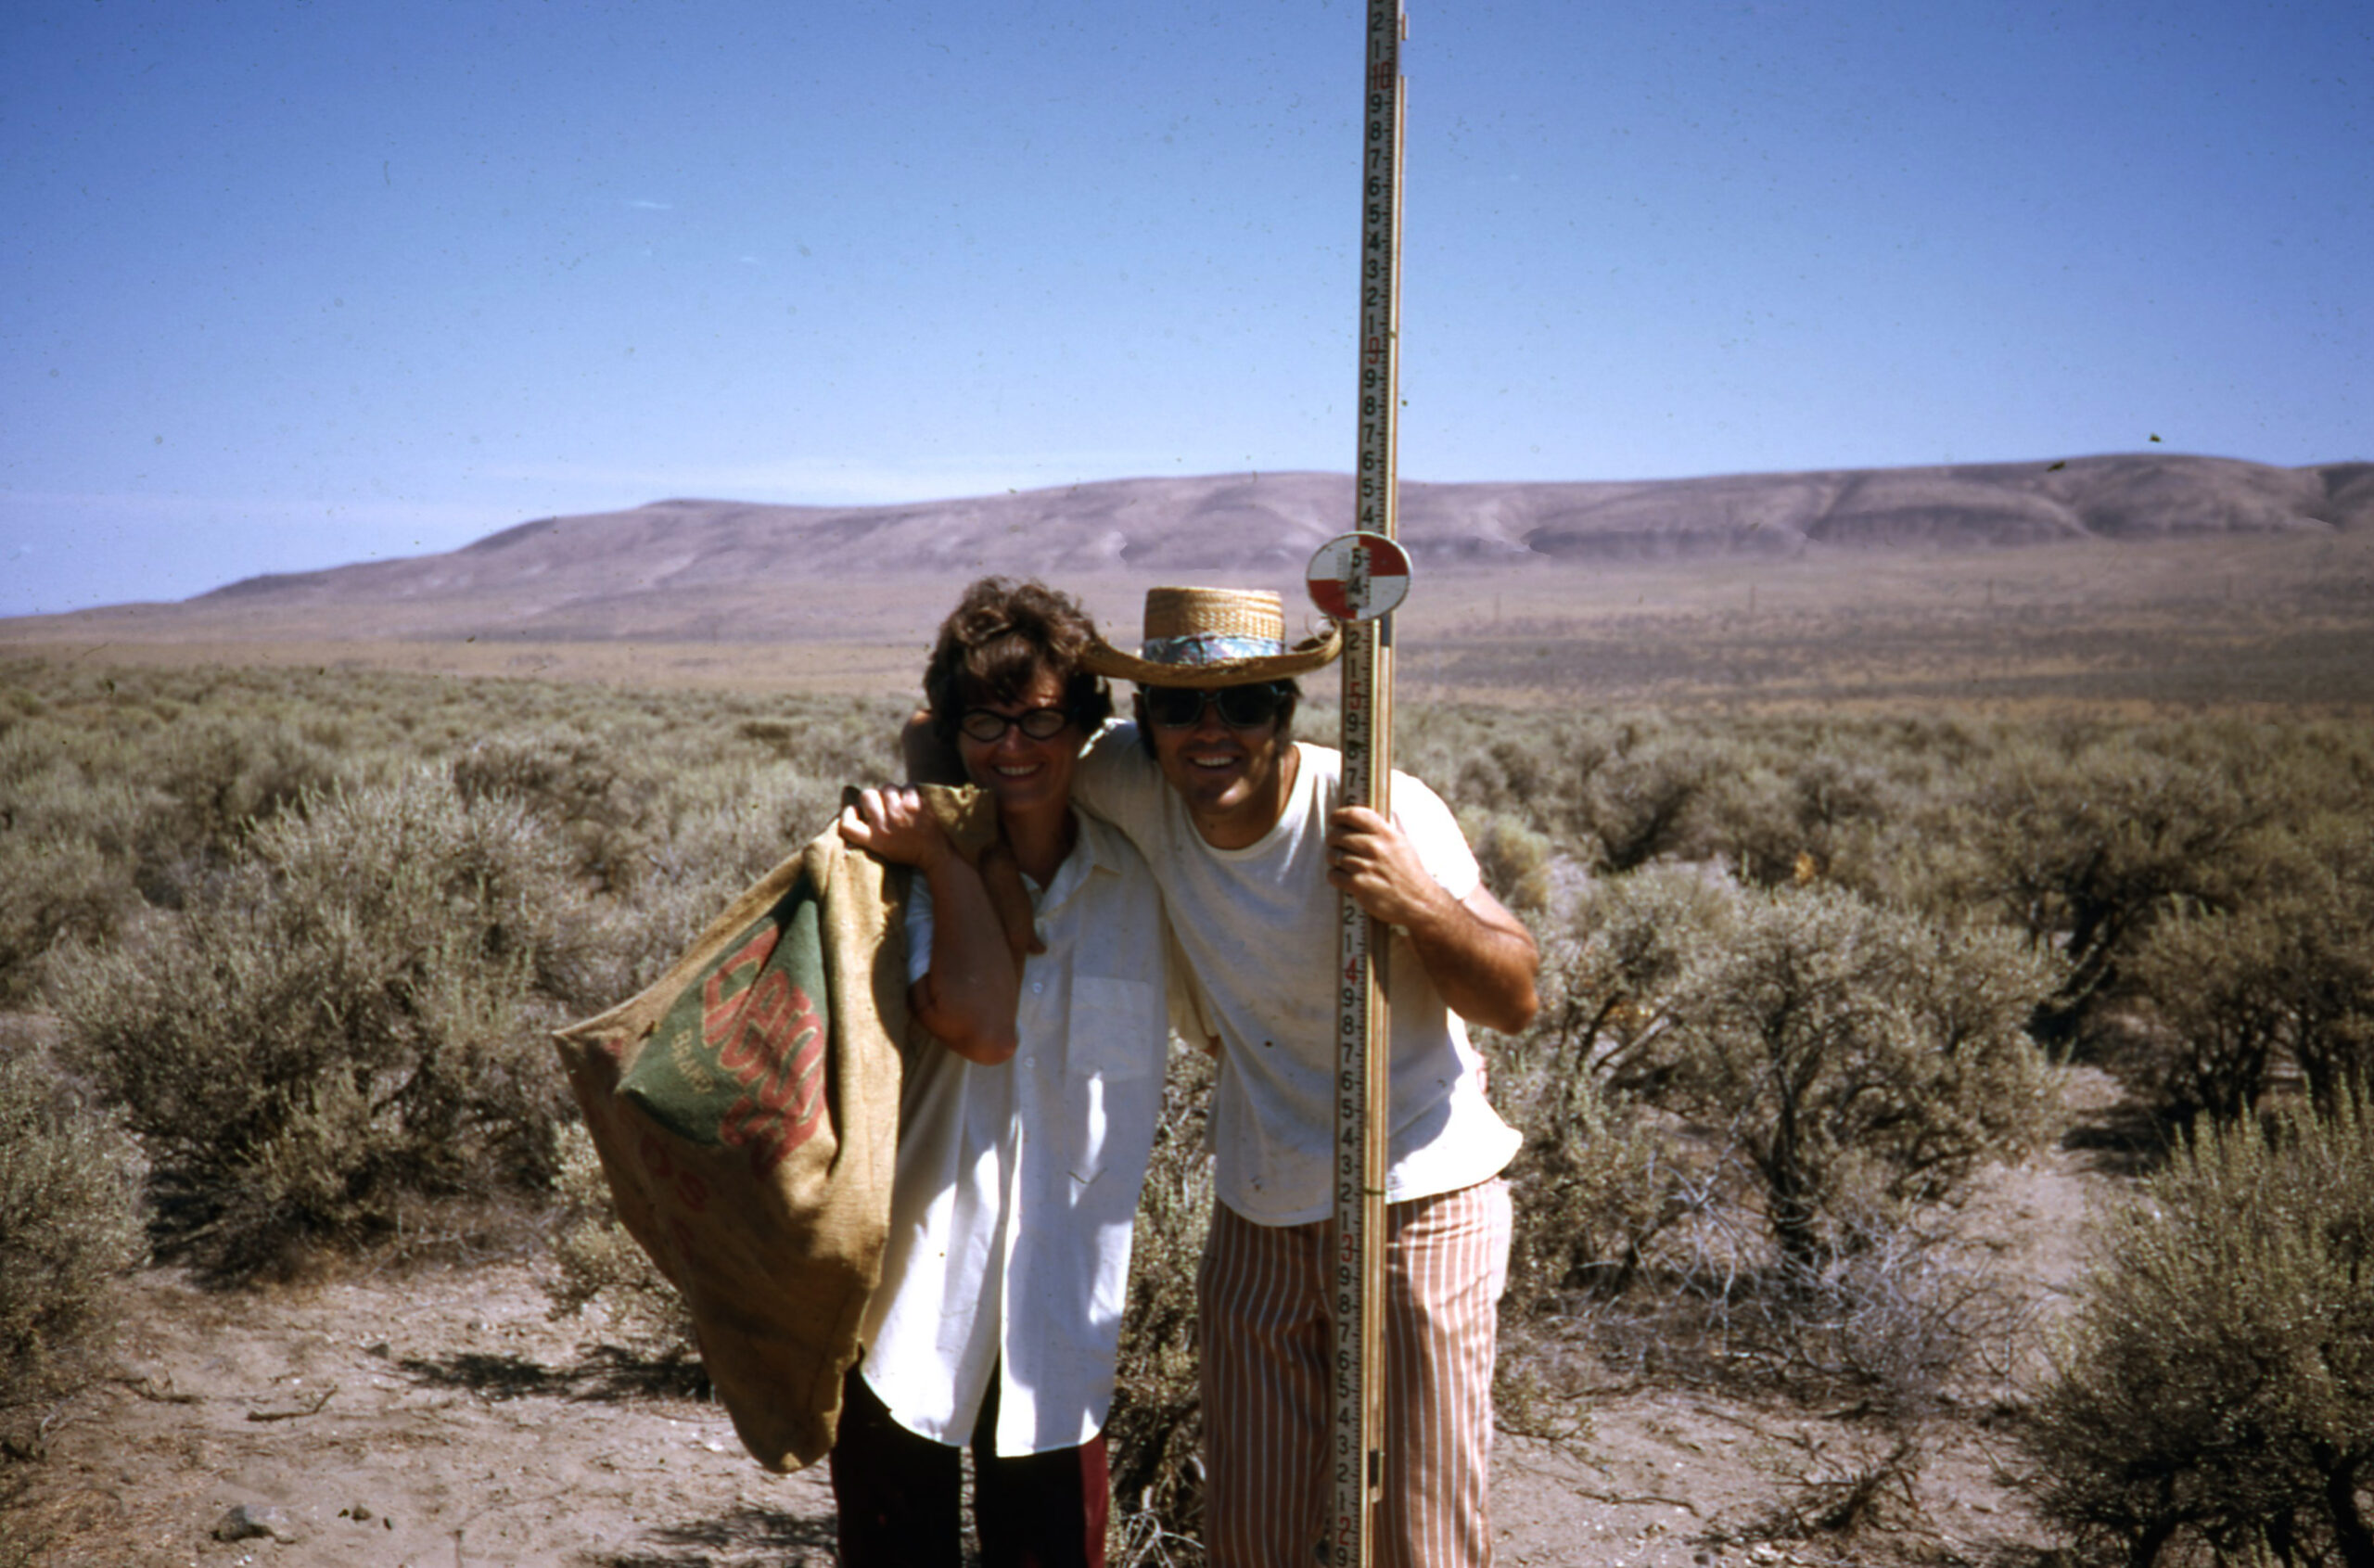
[838,785,952,871]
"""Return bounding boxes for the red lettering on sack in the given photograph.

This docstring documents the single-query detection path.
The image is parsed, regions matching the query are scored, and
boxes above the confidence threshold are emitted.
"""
[702,927,782,1044]
[716,971,798,1077]
[675,1170,709,1213]
[638,1131,674,1179]
[709,975,829,1177]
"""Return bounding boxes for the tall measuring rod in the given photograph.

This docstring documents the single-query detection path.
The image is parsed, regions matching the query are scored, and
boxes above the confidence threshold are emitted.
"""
[1312,0,1407,1562]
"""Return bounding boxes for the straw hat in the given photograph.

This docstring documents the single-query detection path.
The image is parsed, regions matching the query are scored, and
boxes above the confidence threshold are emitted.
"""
[1081,586,1343,688]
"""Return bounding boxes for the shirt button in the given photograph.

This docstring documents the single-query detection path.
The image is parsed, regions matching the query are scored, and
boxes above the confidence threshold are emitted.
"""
[1031,981,1045,993]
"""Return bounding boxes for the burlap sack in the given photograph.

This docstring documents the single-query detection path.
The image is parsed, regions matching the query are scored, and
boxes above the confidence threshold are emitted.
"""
[552,785,1000,1473]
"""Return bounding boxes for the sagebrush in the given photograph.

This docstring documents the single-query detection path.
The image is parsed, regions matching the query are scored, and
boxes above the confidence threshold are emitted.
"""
[2022,1094,2374,1567]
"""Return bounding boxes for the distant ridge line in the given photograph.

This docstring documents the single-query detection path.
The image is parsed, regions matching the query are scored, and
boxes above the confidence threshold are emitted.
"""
[187,452,2368,607]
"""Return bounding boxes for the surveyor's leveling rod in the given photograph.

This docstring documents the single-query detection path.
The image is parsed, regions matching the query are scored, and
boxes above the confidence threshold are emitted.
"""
[1322,2,1405,1563]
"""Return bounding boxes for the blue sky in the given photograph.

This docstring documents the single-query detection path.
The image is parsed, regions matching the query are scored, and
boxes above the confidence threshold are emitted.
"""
[4,0,2366,615]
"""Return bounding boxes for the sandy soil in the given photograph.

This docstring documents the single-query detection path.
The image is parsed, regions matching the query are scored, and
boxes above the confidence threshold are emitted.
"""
[6,1077,2122,1568]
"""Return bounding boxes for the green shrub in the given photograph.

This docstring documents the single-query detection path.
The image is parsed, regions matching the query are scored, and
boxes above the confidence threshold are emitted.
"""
[0,827,136,1009]
[0,1042,146,1413]
[2023,1096,2374,1567]
[129,713,341,906]
[581,759,849,999]
[1546,861,1732,1098]
[2111,809,2374,1129]
[1638,881,2057,1267]
[1572,722,1719,873]
[1965,729,2264,1051]
[1697,746,1906,890]
[0,739,149,1004]
[2124,903,2294,1128]
[1496,1068,1680,1312]
[50,771,581,1276]
[1499,864,2051,1439]
[1488,866,1720,1308]
[453,727,656,895]
[1461,807,1555,914]
[2251,814,2374,1121]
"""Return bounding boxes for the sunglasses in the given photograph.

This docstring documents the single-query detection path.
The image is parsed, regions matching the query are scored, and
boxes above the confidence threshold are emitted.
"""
[958,706,1074,744]
[1143,682,1290,731]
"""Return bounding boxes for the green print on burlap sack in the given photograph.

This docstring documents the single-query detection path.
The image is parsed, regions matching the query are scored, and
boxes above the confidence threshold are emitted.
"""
[619,872,833,1176]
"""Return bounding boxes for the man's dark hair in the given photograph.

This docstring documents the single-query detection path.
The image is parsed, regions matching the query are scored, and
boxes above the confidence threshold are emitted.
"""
[923,578,1114,745]
[1131,680,1299,757]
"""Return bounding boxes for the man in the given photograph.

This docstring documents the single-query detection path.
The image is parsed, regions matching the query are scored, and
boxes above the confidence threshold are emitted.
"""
[1070,584,1539,1568]
[836,578,1173,1568]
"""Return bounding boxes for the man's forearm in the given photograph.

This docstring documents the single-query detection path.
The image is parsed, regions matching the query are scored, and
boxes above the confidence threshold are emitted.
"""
[1400,886,1540,1035]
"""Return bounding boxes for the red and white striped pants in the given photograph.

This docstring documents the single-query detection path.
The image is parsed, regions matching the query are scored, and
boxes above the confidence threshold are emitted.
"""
[1198,1177,1512,1568]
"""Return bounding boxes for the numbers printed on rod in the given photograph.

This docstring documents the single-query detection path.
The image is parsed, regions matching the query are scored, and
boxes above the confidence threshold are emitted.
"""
[1332,8,1403,1564]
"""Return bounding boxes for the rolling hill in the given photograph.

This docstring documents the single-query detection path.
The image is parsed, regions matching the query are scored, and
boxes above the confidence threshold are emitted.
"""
[179,453,2369,631]
[6,452,2368,708]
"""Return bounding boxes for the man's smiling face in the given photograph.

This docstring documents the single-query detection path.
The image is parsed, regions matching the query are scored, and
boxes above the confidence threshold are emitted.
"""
[1138,682,1295,848]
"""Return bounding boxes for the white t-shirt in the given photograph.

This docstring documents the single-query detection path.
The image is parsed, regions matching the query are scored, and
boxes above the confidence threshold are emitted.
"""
[1073,728,1520,1225]
[859,811,1170,1455]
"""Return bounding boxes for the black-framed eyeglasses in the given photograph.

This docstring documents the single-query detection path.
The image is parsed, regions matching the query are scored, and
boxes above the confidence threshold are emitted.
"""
[1143,682,1290,731]
[958,705,1073,744]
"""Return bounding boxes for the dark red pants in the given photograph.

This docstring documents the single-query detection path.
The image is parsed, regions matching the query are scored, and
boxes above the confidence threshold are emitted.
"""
[828,1361,1109,1568]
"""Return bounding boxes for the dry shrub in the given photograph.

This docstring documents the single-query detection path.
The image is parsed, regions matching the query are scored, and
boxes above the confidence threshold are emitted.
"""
[583,759,849,998]
[128,713,341,906]
[1719,1205,2029,1421]
[453,727,656,895]
[0,1041,146,1420]
[1490,860,2055,1515]
[1653,883,2059,1268]
[1461,806,1555,915]
[1106,1045,1215,1567]
[1964,730,2264,1052]
[2022,1095,2374,1567]
[542,1121,696,1360]
[0,742,148,1004]
[2121,813,2374,1131]
[50,770,581,1277]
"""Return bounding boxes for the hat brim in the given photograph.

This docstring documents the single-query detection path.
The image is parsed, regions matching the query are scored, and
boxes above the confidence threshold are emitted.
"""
[1080,623,1344,689]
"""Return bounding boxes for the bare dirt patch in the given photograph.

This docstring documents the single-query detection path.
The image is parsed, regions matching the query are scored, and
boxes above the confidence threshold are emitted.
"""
[5,1260,841,1568]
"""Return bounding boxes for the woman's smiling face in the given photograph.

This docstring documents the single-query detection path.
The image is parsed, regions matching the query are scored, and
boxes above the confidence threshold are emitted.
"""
[955,662,1079,823]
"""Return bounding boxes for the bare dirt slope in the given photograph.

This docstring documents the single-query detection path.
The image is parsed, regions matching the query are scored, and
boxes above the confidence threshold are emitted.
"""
[6,1073,2121,1568]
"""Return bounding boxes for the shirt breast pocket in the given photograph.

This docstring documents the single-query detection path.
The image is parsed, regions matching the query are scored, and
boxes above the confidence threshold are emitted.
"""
[1066,975,1161,1187]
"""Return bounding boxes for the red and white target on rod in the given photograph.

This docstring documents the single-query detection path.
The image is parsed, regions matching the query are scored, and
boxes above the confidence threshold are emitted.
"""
[1307,531,1412,624]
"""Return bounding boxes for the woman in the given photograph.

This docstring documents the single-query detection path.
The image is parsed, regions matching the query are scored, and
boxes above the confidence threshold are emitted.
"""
[832,578,1172,1568]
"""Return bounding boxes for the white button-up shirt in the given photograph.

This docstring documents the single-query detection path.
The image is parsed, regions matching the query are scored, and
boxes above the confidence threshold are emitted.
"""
[858,812,1170,1455]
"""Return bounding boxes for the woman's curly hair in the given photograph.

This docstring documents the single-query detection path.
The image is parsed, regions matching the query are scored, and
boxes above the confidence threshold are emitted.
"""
[922,578,1114,745]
